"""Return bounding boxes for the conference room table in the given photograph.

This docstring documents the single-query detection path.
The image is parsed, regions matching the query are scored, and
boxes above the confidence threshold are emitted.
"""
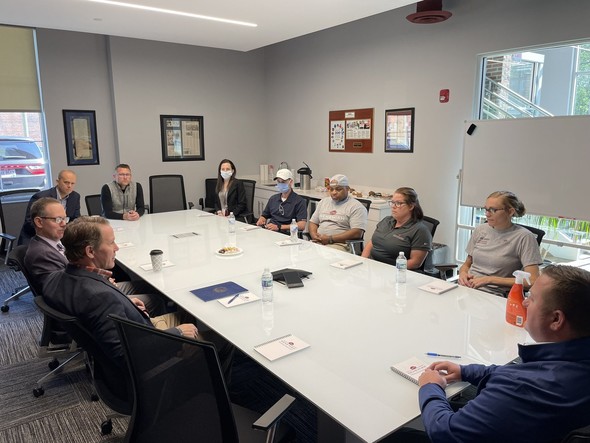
[111,210,530,443]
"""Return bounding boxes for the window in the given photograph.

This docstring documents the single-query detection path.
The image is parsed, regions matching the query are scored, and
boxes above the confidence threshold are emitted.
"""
[457,41,590,265]
[0,26,50,194]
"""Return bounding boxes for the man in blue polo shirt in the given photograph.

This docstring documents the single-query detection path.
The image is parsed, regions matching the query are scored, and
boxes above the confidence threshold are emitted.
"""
[256,169,307,234]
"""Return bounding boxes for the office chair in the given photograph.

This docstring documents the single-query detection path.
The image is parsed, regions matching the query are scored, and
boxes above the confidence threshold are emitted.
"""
[241,179,256,223]
[344,198,372,255]
[198,178,217,213]
[85,193,102,216]
[149,174,194,214]
[34,296,132,434]
[419,215,441,274]
[516,223,545,246]
[110,314,296,443]
[1,188,40,312]
[9,246,78,382]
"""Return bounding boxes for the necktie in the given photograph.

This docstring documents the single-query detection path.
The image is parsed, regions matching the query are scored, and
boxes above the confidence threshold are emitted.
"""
[56,243,65,254]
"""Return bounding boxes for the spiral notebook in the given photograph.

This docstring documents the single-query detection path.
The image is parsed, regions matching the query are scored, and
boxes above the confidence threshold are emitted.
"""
[390,356,428,385]
[254,334,310,361]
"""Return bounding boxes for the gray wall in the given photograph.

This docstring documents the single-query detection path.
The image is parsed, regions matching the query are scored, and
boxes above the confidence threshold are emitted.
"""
[33,0,590,250]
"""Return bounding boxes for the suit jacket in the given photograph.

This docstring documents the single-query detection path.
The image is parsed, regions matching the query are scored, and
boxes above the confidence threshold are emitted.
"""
[214,179,248,218]
[18,187,81,245]
[23,235,68,295]
[43,265,179,367]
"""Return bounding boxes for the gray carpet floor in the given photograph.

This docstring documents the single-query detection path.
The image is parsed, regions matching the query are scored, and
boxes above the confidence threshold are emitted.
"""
[0,266,129,442]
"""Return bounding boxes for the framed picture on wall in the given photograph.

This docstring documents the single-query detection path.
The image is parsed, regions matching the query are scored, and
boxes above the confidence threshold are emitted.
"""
[63,110,100,165]
[160,115,205,161]
[385,108,415,153]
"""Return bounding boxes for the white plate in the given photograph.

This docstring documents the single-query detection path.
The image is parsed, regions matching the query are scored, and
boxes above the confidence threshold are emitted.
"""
[215,247,243,257]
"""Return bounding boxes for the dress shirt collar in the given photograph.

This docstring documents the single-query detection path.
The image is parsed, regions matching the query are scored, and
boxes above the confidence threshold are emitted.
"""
[38,235,64,254]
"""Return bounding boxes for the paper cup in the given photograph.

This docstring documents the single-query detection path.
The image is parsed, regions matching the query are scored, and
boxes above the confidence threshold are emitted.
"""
[150,249,163,272]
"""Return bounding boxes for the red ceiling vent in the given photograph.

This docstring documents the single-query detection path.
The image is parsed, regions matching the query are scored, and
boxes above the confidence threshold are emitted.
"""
[406,0,452,24]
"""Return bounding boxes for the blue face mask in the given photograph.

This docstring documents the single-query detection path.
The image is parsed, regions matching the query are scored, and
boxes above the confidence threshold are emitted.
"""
[220,170,233,180]
[276,182,290,193]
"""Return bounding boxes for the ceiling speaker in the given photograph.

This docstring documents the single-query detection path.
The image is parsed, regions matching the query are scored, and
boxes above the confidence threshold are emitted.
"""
[406,0,452,24]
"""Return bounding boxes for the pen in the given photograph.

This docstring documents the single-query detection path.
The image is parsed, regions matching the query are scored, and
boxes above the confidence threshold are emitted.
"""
[227,293,240,304]
[426,352,462,359]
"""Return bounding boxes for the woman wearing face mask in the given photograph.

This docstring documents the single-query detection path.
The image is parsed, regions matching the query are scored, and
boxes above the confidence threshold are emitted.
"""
[214,159,248,218]
[255,169,307,233]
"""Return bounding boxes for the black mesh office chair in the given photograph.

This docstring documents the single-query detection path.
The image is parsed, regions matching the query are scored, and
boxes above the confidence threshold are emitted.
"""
[34,296,132,434]
[149,174,194,214]
[419,215,441,274]
[85,193,102,216]
[1,188,39,311]
[241,179,256,223]
[8,246,78,387]
[198,178,217,213]
[110,314,295,443]
[516,223,546,246]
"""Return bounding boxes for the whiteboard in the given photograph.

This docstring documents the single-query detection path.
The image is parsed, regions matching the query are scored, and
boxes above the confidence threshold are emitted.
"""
[461,115,590,221]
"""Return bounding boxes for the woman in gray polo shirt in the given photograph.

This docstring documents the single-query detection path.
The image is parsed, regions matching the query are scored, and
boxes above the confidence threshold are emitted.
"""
[362,187,432,269]
[458,190,542,296]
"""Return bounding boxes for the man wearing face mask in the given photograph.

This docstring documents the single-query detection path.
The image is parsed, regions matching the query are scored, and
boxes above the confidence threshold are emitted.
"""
[256,169,307,234]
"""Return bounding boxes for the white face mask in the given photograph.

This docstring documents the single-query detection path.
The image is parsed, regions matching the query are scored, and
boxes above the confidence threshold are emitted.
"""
[220,170,233,180]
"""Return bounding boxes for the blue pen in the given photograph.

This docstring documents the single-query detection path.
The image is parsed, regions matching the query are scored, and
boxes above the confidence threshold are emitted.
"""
[426,352,461,359]
[227,293,240,304]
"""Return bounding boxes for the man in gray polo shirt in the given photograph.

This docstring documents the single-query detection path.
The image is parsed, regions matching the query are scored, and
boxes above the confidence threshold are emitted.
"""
[308,174,367,252]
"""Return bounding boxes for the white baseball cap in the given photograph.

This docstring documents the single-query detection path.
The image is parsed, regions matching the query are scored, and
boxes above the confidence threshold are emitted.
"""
[274,169,293,181]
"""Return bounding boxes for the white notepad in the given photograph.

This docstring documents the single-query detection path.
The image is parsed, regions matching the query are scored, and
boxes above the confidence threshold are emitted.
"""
[139,260,175,271]
[275,239,301,246]
[418,280,458,295]
[217,292,260,307]
[330,259,363,270]
[390,356,428,385]
[254,334,310,361]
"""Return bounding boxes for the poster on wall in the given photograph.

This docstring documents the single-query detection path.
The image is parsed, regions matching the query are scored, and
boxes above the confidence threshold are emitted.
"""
[385,108,415,153]
[328,108,373,153]
[160,115,205,161]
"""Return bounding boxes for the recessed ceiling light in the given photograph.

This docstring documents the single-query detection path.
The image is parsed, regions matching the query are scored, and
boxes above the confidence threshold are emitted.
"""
[88,0,257,27]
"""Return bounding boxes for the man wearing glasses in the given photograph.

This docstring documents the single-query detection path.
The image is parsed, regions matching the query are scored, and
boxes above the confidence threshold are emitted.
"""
[308,174,367,252]
[255,169,307,234]
[100,163,146,221]
[18,169,80,246]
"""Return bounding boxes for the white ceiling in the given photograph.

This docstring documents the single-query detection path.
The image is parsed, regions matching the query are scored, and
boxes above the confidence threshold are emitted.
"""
[1,0,417,52]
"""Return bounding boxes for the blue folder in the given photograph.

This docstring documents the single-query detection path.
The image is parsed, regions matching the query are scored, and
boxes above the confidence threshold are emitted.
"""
[191,281,248,302]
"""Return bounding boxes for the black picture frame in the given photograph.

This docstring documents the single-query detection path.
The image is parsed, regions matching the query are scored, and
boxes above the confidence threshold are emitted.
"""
[160,115,205,161]
[63,110,99,165]
[385,107,415,153]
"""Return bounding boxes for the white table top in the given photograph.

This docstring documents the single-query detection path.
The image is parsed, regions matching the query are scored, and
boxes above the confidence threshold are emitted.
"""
[111,210,530,442]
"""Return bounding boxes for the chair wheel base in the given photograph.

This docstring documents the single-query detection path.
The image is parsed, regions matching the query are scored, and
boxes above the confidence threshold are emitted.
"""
[48,358,59,371]
[101,419,113,435]
[1,305,9,313]
[33,387,45,397]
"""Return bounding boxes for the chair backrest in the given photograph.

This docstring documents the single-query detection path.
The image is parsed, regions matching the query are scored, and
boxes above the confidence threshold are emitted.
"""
[84,194,102,216]
[7,245,37,294]
[110,314,240,443]
[0,189,39,250]
[33,296,133,415]
[241,179,256,223]
[419,215,441,273]
[517,223,545,246]
[202,178,217,211]
[356,198,372,214]
[149,175,188,214]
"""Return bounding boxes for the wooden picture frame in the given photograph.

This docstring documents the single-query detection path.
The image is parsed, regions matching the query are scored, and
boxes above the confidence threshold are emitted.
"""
[63,110,99,165]
[385,108,415,153]
[160,115,204,161]
[328,108,374,153]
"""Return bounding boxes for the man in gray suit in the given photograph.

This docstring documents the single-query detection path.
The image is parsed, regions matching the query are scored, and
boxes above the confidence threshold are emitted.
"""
[18,169,81,245]
[23,197,68,295]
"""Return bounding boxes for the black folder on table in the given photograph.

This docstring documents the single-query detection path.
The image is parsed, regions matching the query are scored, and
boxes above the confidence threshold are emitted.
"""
[271,268,312,288]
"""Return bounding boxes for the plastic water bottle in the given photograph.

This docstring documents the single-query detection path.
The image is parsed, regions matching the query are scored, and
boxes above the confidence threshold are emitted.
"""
[396,252,407,283]
[228,212,236,233]
[261,267,273,304]
[290,219,298,243]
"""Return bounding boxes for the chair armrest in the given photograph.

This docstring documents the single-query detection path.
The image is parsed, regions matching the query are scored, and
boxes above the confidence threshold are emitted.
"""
[252,394,296,431]
[434,264,458,281]
[240,212,254,224]
[198,197,204,210]
[188,201,194,209]
[346,239,365,256]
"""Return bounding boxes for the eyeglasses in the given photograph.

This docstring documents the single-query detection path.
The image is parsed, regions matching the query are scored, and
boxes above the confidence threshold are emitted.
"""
[483,207,506,214]
[388,201,407,208]
[278,203,284,216]
[39,216,69,223]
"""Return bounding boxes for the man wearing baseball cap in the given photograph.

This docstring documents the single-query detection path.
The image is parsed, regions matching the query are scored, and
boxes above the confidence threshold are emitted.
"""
[256,169,307,234]
[308,174,367,251]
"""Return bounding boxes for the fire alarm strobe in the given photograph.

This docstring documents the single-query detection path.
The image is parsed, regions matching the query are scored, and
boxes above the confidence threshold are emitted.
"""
[439,89,450,103]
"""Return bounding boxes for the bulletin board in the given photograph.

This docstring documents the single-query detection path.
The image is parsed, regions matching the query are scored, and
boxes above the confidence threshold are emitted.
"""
[329,108,373,153]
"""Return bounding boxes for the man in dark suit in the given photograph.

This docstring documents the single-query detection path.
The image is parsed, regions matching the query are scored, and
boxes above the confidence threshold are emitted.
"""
[18,169,80,245]
[23,197,68,295]
[42,216,233,377]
